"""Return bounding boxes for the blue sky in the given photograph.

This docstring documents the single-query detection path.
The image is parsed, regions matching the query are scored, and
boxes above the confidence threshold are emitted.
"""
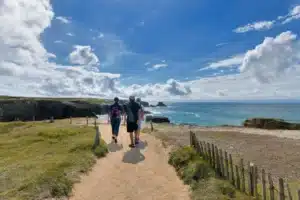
[42,0,300,85]
[1,0,300,100]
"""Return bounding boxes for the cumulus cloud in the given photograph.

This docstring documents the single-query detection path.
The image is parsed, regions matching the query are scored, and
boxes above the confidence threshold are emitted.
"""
[234,21,275,33]
[200,54,244,71]
[148,63,168,71]
[122,79,191,99]
[55,16,71,24]
[0,0,121,98]
[240,31,299,83]
[68,45,99,66]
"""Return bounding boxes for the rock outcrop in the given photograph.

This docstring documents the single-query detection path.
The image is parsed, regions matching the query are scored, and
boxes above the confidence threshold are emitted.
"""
[0,100,110,122]
[243,118,300,130]
[156,102,167,107]
[145,115,170,123]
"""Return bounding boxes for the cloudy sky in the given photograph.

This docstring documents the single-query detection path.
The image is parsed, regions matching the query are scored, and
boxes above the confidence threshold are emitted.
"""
[1,0,300,101]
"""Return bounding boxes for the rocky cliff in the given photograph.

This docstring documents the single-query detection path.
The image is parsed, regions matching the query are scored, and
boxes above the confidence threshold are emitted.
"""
[0,98,150,122]
[243,118,300,130]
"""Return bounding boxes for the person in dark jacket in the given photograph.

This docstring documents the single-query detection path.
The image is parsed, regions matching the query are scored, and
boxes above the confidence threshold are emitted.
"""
[124,96,141,148]
[109,97,123,143]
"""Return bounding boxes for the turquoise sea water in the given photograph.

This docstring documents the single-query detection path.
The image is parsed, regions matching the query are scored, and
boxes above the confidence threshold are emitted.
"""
[147,102,300,126]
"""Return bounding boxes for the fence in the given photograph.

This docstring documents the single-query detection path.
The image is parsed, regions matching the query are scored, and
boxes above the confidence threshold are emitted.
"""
[190,131,300,200]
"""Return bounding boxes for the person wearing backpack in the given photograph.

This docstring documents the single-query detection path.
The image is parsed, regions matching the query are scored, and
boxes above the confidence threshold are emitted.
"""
[109,97,123,143]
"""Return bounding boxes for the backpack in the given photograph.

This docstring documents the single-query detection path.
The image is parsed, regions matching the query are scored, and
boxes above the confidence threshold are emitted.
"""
[111,105,121,118]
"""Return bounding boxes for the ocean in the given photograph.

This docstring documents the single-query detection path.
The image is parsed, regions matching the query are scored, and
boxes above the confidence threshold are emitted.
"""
[147,102,300,126]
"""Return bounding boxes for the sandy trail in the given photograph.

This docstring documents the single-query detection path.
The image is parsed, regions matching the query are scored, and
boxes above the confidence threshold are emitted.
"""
[69,124,190,200]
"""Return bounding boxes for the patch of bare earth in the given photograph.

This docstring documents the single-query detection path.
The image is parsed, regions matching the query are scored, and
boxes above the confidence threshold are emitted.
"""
[146,124,300,183]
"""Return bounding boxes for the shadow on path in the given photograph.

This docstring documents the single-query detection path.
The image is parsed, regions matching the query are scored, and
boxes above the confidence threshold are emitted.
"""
[107,142,123,152]
[122,140,148,164]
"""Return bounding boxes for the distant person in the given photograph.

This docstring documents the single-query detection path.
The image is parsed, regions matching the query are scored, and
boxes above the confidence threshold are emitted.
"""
[124,96,141,148]
[136,98,145,142]
[109,97,123,143]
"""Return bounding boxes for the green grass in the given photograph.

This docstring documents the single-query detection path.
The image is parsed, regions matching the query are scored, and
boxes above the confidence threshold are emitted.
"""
[168,146,254,200]
[0,121,108,200]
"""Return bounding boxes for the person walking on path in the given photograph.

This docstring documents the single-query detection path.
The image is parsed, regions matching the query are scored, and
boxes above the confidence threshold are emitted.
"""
[136,98,145,143]
[124,96,141,148]
[109,97,123,143]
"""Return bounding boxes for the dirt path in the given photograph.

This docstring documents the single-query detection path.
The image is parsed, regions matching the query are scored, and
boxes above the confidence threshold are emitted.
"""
[69,124,190,200]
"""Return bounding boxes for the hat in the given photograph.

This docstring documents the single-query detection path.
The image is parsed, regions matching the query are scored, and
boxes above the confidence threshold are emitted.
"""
[129,95,135,101]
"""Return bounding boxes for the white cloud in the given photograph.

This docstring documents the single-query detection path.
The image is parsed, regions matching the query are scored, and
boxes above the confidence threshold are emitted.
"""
[122,79,191,99]
[200,54,244,71]
[144,62,150,66]
[66,32,74,37]
[68,45,99,66]
[55,16,71,24]
[54,40,64,44]
[240,31,299,83]
[234,5,300,33]
[281,5,300,24]
[0,0,121,98]
[233,21,275,33]
[148,63,168,71]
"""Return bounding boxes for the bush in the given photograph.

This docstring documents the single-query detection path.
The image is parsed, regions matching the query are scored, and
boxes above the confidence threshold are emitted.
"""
[181,159,213,185]
[93,139,108,158]
[168,146,198,170]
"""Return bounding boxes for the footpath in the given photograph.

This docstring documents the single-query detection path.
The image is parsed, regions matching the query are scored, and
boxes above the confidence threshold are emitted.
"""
[69,124,190,200]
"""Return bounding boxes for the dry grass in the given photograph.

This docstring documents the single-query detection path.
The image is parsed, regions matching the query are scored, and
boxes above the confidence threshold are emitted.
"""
[0,120,108,200]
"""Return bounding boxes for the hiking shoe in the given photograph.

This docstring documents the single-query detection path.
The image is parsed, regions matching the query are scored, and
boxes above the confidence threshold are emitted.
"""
[129,144,135,148]
[135,138,140,145]
[114,137,118,143]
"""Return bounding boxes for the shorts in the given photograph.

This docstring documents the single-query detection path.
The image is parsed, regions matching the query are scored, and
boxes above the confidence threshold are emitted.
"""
[137,120,143,130]
[127,122,138,133]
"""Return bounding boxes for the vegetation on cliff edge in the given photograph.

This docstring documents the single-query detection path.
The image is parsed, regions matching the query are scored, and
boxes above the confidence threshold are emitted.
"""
[168,146,253,200]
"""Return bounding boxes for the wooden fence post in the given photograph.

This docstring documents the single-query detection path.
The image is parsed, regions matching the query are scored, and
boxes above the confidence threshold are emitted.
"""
[93,126,101,149]
[268,173,275,200]
[207,143,212,165]
[50,116,54,123]
[248,162,253,195]
[151,121,154,132]
[286,183,292,200]
[297,189,300,200]
[219,149,224,177]
[190,131,193,147]
[254,166,259,199]
[229,154,235,186]
[86,116,89,125]
[262,169,267,200]
[235,165,241,190]
[94,117,97,128]
[240,159,245,193]
[70,116,72,124]
[224,151,229,180]
[215,146,220,176]
[279,178,285,200]
[33,116,35,121]
[212,144,215,169]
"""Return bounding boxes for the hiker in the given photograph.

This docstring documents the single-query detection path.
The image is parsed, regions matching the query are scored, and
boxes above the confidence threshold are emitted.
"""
[124,95,142,148]
[136,98,145,141]
[109,97,123,143]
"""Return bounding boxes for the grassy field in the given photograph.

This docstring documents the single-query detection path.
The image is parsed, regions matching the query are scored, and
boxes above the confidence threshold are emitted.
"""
[0,95,108,104]
[0,120,108,200]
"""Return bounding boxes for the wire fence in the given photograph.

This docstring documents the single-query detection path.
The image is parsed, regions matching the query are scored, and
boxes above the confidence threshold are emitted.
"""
[190,131,300,200]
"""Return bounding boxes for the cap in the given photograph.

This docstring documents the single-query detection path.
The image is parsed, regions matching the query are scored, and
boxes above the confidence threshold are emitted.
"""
[129,95,135,101]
